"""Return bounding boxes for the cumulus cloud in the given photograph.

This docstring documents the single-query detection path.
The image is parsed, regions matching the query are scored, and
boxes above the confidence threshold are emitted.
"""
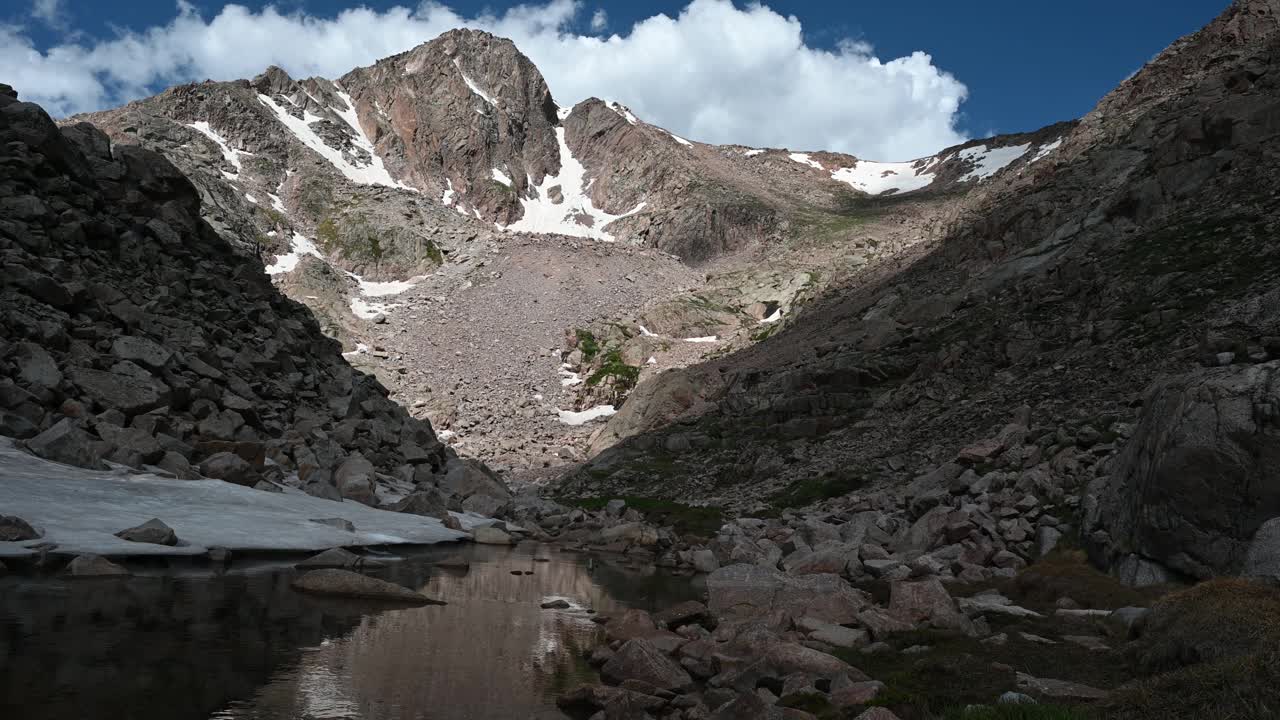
[2,0,969,159]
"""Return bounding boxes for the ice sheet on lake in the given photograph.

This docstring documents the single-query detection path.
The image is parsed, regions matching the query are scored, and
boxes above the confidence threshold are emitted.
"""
[0,439,484,559]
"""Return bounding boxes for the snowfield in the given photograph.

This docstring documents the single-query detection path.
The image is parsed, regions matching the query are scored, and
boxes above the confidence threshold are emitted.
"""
[557,405,617,425]
[957,143,1032,182]
[257,92,411,190]
[0,440,487,559]
[830,159,937,195]
[264,232,323,275]
[500,127,645,241]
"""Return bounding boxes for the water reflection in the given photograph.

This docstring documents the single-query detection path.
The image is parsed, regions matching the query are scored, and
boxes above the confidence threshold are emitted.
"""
[0,543,701,720]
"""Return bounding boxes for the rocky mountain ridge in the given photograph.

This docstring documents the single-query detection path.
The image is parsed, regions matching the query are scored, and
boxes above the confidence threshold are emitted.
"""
[563,0,1280,587]
[0,81,512,530]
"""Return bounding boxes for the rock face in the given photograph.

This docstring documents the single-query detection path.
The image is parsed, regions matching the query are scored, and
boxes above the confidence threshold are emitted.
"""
[1087,361,1280,581]
[0,88,464,509]
[290,569,439,603]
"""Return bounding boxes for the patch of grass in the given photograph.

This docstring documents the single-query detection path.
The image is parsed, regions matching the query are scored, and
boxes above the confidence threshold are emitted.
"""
[751,322,782,342]
[258,206,286,227]
[1128,577,1280,674]
[1099,649,1280,720]
[574,328,601,362]
[586,348,641,395]
[561,496,723,538]
[941,705,1092,720]
[1011,550,1162,610]
[769,470,870,508]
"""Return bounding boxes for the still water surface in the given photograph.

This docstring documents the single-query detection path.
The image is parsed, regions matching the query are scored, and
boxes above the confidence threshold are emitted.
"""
[0,543,702,720]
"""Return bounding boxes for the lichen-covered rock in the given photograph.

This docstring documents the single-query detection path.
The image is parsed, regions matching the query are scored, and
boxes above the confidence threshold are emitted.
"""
[114,518,178,546]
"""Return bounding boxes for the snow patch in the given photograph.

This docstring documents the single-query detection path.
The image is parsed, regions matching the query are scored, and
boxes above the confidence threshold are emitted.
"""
[638,325,656,337]
[492,168,513,187]
[345,271,422,298]
[454,58,498,107]
[0,439,475,558]
[441,179,456,206]
[664,130,693,147]
[341,343,370,358]
[1028,138,1063,164]
[646,356,657,365]
[608,102,639,125]
[957,143,1031,182]
[265,232,322,275]
[350,297,398,319]
[760,309,782,323]
[830,160,937,195]
[683,336,718,343]
[789,152,824,170]
[557,405,616,426]
[244,193,258,204]
[500,127,645,241]
[743,148,765,157]
[268,193,287,214]
[559,364,583,387]
[257,93,410,190]
[188,121,248,172]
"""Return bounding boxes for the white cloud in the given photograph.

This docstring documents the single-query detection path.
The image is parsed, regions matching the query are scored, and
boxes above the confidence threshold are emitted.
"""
[31,0,67,28]
[1,0,968,159]
[590,8,607,32]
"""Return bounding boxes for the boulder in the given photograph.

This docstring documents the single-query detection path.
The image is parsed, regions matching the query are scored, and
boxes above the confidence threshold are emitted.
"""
[14,342,62,389]
[888,578,964,627]
[601,522,660,545]
[473,526,513,545]
[1243,516,1280,579]
[1015,672,1108,702]
[692,548,720,573]
[64,554,129,577]
[111,335,173,370]
[439,457,510,500]
[291,569,441,603]
[831,681,886,708]
[334,453,377,505]
[114,518,178,546]
[607,609,659,641]
[392,488,450,519]
[68,366,167,415]
[0,515,41,541]
[25,418,107,469]
[460,493,507,517]
[296,547,386,569]
[653,600,707,629]
[600,638,693,691]
[707,564,870,624]
[198,451,257,486]
[1088,361,1280,581]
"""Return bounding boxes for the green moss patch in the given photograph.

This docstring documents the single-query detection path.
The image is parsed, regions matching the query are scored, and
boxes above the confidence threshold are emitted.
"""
[561,496,723,538]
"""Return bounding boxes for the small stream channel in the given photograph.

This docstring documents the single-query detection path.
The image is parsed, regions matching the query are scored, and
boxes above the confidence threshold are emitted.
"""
[0,543,704,720]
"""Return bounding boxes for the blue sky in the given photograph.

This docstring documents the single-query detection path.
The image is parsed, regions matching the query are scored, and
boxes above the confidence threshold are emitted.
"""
[5,0,1230,158]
